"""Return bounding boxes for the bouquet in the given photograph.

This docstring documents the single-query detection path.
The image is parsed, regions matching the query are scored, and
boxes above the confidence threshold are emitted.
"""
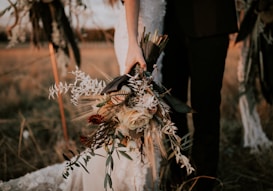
[49,30,194,189]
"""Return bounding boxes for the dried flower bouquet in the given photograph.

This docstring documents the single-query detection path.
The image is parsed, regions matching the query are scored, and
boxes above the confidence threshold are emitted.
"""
[49,30,194,190]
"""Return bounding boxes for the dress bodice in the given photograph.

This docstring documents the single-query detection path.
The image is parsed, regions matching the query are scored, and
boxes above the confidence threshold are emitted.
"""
[138,0,166,39]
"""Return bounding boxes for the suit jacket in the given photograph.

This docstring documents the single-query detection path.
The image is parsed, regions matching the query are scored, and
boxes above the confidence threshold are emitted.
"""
[165,0,238,37]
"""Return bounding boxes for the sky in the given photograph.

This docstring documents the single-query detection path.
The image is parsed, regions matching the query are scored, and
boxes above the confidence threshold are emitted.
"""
[0,0,120,29]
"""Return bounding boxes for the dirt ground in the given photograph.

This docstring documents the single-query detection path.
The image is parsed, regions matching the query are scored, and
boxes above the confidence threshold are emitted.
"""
[0,41,273,191]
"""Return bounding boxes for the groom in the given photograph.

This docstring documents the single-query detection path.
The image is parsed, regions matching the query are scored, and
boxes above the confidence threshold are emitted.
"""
[162,0,238,190]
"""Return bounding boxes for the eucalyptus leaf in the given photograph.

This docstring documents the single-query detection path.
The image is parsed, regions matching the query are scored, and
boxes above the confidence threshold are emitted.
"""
[79,161,90,173]
[118,151,133,160]
[83,155,92,166]
[116,131,125,140]
[106,155,114,170]
[69,149,75,156]
[118,143,126,147]
[104,173,112,189]
[62,172,69,179]
[110,143,115,153]
[89,150,95,156]
[63,153,70,161]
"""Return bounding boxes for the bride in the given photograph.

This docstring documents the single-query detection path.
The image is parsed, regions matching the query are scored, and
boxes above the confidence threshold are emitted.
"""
[64,0,167,191]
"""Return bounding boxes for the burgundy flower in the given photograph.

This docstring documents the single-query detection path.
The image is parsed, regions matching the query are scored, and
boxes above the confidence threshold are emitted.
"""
[88,114,104,124]
[79,135,92,147]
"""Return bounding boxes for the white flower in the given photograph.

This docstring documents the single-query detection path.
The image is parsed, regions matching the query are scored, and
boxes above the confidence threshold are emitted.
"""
[176,153,195,175]
[136,93,158,111]
[127,140,138,150]
[48,68,106,105]
[117,106,153,131]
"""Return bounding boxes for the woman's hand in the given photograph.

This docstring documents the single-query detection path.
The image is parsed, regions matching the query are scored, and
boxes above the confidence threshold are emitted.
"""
[124,41,146,74]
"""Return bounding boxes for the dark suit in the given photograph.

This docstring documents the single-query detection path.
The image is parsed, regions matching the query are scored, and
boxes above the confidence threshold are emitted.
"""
[162,1,238,190]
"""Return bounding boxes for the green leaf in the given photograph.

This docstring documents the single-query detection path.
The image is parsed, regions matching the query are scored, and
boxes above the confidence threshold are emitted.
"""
[104,173,112,189]
[62,171,69,179]
[116,131,124,140]
[106,155,114,170]
[108,129,115,135]
[110,143,115,154]
[116,150,121,159]
[118,151,133,160]
[69,149,75,156]
[89,150,95,156]
[96,101,106,107]
[63,153,70,161]
[83,155,91,166]
[118,143,126,147]
[79,162,89,173]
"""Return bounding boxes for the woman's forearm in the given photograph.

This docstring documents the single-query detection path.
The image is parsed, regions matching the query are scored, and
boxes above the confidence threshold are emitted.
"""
[124,0,140,44]
[123,0,146,74]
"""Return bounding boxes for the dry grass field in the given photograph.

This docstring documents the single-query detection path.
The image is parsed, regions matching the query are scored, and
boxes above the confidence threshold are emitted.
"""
[0,41,273,191]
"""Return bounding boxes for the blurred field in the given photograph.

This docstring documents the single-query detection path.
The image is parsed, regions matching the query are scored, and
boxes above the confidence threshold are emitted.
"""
[0,41,273,191]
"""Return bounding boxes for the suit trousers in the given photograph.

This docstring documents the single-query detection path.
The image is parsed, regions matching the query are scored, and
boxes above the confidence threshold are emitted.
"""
[162,31,229,190]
